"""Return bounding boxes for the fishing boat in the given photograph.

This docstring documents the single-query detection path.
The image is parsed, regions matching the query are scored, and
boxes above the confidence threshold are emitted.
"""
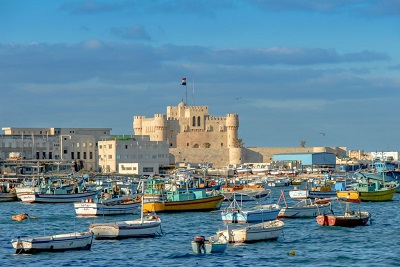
[11,231,93,254]
[74,195,141,216]
[19,189,100,203]
[0,185,18,202]
[216,219,284,243]
[316,198,370,227]
[221,190,280,223]
[289,179,337,200]
[142,187,224,213]
[191,235,228,254]
[336,178,398,202]
[277,190,333,218]
[89,181,162,239]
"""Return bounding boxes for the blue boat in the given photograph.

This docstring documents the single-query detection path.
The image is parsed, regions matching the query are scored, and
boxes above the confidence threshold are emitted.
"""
[355,160,400,192]
[191,235,227,254]
[221,191,280,223]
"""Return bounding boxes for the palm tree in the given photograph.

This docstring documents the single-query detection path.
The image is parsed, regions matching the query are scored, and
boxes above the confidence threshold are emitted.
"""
[300,140,306,148]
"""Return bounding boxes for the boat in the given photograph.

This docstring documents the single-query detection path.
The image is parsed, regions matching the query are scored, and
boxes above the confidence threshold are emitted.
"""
[277,190,332,218]
[19,189,100,203]
[316,198,370,227]
[142,186,224,213]
[265,177,290,187]
[0,181,18,202]
[336,178,398,202]
[89,213,161,239]
[11,231,93,254]
[89,181,162,239]
[216,219,284,243]
[221,181,270,202]
[191,235,228,254]
[289,179,337,200]
[221,190,280,223]
[74,195,141,216]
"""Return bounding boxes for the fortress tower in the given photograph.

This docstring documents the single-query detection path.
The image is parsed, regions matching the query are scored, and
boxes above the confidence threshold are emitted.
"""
[132,102,242,166]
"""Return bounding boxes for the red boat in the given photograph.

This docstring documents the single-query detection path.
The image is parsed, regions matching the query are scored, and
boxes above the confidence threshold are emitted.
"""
[316,198,370,227]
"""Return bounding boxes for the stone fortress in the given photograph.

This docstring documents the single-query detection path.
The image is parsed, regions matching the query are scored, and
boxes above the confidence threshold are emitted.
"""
[133,102,347,168]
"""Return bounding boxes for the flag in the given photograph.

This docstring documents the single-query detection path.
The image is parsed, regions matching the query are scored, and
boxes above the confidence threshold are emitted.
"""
[181,78,186,85]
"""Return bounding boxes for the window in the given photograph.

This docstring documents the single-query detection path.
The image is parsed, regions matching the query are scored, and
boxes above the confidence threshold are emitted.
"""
[71,152,74,159]
[109,144,112,149]
[108,155,112,159]
[143,167,154,172]
[63,149,67,154]
[197,116,201,126]
[192,116,196,126]
[90,152,93,159]
[76,143,80,148]
[83,152,87,159]
[77,152,80,159]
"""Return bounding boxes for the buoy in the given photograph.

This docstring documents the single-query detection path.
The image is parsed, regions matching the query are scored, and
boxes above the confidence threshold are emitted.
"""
[288,250,296,256]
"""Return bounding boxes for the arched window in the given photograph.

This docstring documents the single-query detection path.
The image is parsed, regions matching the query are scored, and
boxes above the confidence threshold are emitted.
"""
[197,116,201,126]
[192,116,196,126]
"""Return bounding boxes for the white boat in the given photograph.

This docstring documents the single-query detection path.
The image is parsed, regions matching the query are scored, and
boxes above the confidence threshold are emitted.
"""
[278,197,332,218]
[11,231,93,254]
[89,181,162,239]
[19,189,100,203]
[216,220,284,243]
[74,195,141,216]
[89,214,161,239]
[265,177,290,187]
[191,235,228,254]
[222,188,270,202]
[288,188,337,200]
[221,190,280,223]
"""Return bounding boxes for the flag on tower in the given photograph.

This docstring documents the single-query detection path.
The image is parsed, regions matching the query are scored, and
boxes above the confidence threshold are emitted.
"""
[181,78,187,85]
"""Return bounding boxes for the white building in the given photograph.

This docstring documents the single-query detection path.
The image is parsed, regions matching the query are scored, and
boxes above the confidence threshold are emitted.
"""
[98,135,169,174]
[370,151,399,161]
[1,127,111,171]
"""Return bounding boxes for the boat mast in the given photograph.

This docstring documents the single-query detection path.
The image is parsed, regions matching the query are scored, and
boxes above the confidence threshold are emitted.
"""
[140,180,144,223]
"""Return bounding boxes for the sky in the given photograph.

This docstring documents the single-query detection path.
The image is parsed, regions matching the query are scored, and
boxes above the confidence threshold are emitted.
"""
[0,0,399,152]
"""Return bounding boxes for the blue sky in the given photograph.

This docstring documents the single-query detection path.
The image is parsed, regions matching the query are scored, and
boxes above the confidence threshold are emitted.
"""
[1,0,399,152]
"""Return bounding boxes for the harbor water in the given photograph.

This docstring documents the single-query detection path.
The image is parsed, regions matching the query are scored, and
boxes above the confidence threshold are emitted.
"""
[1,187,399,267]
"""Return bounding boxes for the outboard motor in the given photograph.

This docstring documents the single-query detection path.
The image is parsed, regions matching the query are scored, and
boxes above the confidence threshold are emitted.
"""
[193,236,205,253]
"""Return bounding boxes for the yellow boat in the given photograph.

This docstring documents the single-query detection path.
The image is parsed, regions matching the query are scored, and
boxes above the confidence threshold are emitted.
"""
[337,180,398,202]
[142,190,224,213]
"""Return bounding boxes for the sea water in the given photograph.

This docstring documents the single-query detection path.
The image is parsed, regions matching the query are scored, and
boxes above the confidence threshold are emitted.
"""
[1,188,399,267]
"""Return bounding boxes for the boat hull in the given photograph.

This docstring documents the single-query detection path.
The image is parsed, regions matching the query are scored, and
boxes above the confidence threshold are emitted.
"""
[289,189,337,200]
[217,220,284,243]
[222,189,270,202]
[19,191,99,203]
[278,203,331,218]
[74,201,140,216]
[337,187,397,202]
[191,241,227,254]
[221,205,280,223]
[11,232,93,254]
[89,217,161,239]
[0,193,18,202]
[316,213,370,227]
[142,195,224,213]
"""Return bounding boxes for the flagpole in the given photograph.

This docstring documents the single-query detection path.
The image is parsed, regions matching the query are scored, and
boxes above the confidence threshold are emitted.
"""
[192,78,195,105]
[185,84,187,105]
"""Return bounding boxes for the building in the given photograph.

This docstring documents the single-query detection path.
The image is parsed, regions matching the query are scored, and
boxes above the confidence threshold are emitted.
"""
[0,127,111,172]
[132,102,347,168]
[272,152,337,173]
[98,135,169,174]
[133,101,243,167]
